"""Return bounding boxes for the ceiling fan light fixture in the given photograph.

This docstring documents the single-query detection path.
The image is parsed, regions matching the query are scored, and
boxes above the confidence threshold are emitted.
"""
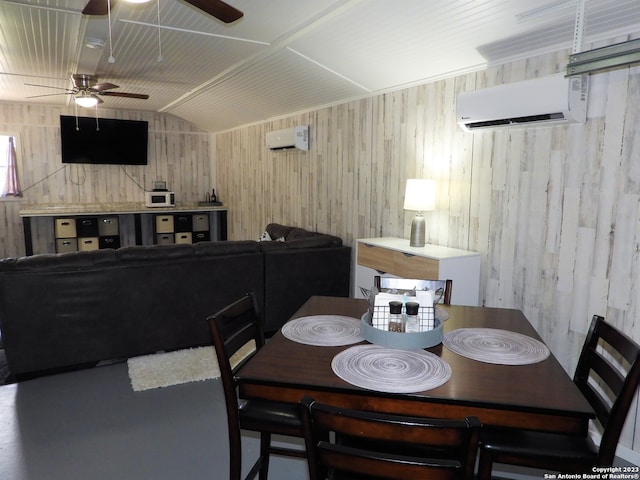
[75,92,99,108]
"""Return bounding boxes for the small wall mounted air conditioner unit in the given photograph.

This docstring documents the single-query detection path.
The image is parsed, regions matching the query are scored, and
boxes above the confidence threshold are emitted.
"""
[266,126,309,151]
[456,74,588,132]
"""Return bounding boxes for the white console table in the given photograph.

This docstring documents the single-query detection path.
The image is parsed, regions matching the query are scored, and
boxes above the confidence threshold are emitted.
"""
[355,237,481,306]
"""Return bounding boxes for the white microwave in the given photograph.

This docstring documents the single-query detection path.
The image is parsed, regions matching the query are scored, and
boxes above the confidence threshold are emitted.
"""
[145,191,175,207]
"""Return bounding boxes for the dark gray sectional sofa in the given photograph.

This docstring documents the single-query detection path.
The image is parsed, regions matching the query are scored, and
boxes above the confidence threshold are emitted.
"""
[0,224,351,378]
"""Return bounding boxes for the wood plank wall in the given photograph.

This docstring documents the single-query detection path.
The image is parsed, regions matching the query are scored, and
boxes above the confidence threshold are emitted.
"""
[216,46,640,456]
[1,40,638,458]
[0,104,212,256]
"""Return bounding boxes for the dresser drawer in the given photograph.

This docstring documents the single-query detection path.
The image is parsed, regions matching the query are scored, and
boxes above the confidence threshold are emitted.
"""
[357,244,439,278]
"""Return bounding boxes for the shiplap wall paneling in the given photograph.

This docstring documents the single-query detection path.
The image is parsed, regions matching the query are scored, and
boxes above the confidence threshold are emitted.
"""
[215,47,640,459]
[0,104,212,258]
[3,41,640,459]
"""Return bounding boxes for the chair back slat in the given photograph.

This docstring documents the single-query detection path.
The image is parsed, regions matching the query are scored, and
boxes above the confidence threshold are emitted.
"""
[318,444,462,480]
[573,315,640,465]
[209,294,264,375]
[299,397,480,480]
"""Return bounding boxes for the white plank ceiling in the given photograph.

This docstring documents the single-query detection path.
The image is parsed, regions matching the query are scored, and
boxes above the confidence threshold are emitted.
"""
[1,0,640,132]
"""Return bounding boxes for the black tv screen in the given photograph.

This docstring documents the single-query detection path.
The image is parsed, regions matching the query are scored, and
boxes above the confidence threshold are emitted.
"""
[60,115,148,165]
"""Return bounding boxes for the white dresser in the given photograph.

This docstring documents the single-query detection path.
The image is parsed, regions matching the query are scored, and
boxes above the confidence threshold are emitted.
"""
[355,237,481,306]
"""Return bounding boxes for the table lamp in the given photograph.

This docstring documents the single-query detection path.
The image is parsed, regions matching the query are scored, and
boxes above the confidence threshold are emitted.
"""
[404,179,435,247]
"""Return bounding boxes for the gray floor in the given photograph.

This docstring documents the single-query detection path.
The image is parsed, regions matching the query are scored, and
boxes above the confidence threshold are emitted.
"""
[0,361,308,480]
[1,359,636,480]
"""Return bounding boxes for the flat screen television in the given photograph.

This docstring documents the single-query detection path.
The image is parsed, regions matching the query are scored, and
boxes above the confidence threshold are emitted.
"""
[60,115,148,165]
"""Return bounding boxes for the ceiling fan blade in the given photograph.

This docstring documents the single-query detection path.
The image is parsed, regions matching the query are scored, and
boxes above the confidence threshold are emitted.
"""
[24,83,74,93]
[183,0,243,23]
[91,82,120,92]
[25,93,72,99]
[82,0,117,16]
[100,91,150,99]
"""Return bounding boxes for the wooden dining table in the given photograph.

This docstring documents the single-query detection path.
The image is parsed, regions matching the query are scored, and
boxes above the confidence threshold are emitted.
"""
[237,296,595,435]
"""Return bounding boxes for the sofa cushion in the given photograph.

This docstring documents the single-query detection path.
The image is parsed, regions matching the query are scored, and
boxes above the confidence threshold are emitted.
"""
[116,244,195,261]
[9,249,118,271]
[265,223,293,240]
[263,223,342,249]
[259,234,342,252]
[194,240,260,256]
[286,227,318,241]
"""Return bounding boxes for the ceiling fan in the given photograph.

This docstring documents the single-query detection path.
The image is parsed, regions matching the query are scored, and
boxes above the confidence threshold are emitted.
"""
[26,74,149,108]
[82,0,244,23]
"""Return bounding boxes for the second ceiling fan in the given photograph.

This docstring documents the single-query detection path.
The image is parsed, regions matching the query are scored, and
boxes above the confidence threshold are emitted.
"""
[26,74,149,107]
[82,0,244,23]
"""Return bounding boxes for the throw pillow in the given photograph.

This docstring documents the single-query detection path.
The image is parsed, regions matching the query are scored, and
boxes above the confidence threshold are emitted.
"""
[258,231,272,242]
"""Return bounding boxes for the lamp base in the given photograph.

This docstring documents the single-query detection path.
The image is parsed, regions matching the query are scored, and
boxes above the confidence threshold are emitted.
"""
[409,213,426,247]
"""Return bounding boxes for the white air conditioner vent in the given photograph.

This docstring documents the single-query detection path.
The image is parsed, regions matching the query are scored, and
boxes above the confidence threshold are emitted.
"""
[266,126,309,151]
[457,74,588,131]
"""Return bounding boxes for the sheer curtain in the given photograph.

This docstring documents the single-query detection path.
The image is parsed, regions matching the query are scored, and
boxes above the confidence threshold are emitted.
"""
[1,136,22,197]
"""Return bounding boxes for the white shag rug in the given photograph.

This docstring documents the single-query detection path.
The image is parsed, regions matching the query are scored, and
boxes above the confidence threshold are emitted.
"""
[127,341,255,392]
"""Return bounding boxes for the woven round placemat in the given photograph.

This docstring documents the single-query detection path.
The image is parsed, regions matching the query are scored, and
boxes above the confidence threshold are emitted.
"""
[281,315,364,346]
[443,328,550,365]
[331,344,451,393]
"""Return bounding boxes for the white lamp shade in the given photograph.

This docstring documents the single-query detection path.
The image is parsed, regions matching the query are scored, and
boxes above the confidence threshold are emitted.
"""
[403,179,435,212]
[75,92,99,108]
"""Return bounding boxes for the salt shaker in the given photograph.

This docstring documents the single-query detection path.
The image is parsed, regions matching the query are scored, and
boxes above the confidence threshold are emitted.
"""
[404,301,420,333]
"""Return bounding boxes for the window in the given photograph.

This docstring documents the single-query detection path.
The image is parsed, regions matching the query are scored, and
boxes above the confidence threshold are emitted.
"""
[0,134,22,198]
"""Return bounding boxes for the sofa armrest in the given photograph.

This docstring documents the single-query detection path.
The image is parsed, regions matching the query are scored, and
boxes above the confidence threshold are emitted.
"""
[262,246,351,334]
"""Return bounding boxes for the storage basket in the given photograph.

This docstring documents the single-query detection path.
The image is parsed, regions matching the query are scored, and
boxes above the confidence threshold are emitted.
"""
[360,302,443,350]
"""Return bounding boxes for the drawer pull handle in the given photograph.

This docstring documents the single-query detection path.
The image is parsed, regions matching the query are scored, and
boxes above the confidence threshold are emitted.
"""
[403,253,415,258]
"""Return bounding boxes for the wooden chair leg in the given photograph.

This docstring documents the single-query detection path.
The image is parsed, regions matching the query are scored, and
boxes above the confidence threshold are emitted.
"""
[229,434,242,480]
[258,432,271,480]
[477,449,495,480]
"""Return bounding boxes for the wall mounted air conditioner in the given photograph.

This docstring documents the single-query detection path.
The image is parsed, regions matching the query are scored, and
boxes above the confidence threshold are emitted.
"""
[266,126,309,151]
[456,74,588,132]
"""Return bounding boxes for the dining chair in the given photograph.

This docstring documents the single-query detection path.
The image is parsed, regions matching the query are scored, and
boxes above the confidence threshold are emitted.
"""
[298,396,481,480]
[374,275,453,305]
[207,293,306,480]
[477,314,640,478]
